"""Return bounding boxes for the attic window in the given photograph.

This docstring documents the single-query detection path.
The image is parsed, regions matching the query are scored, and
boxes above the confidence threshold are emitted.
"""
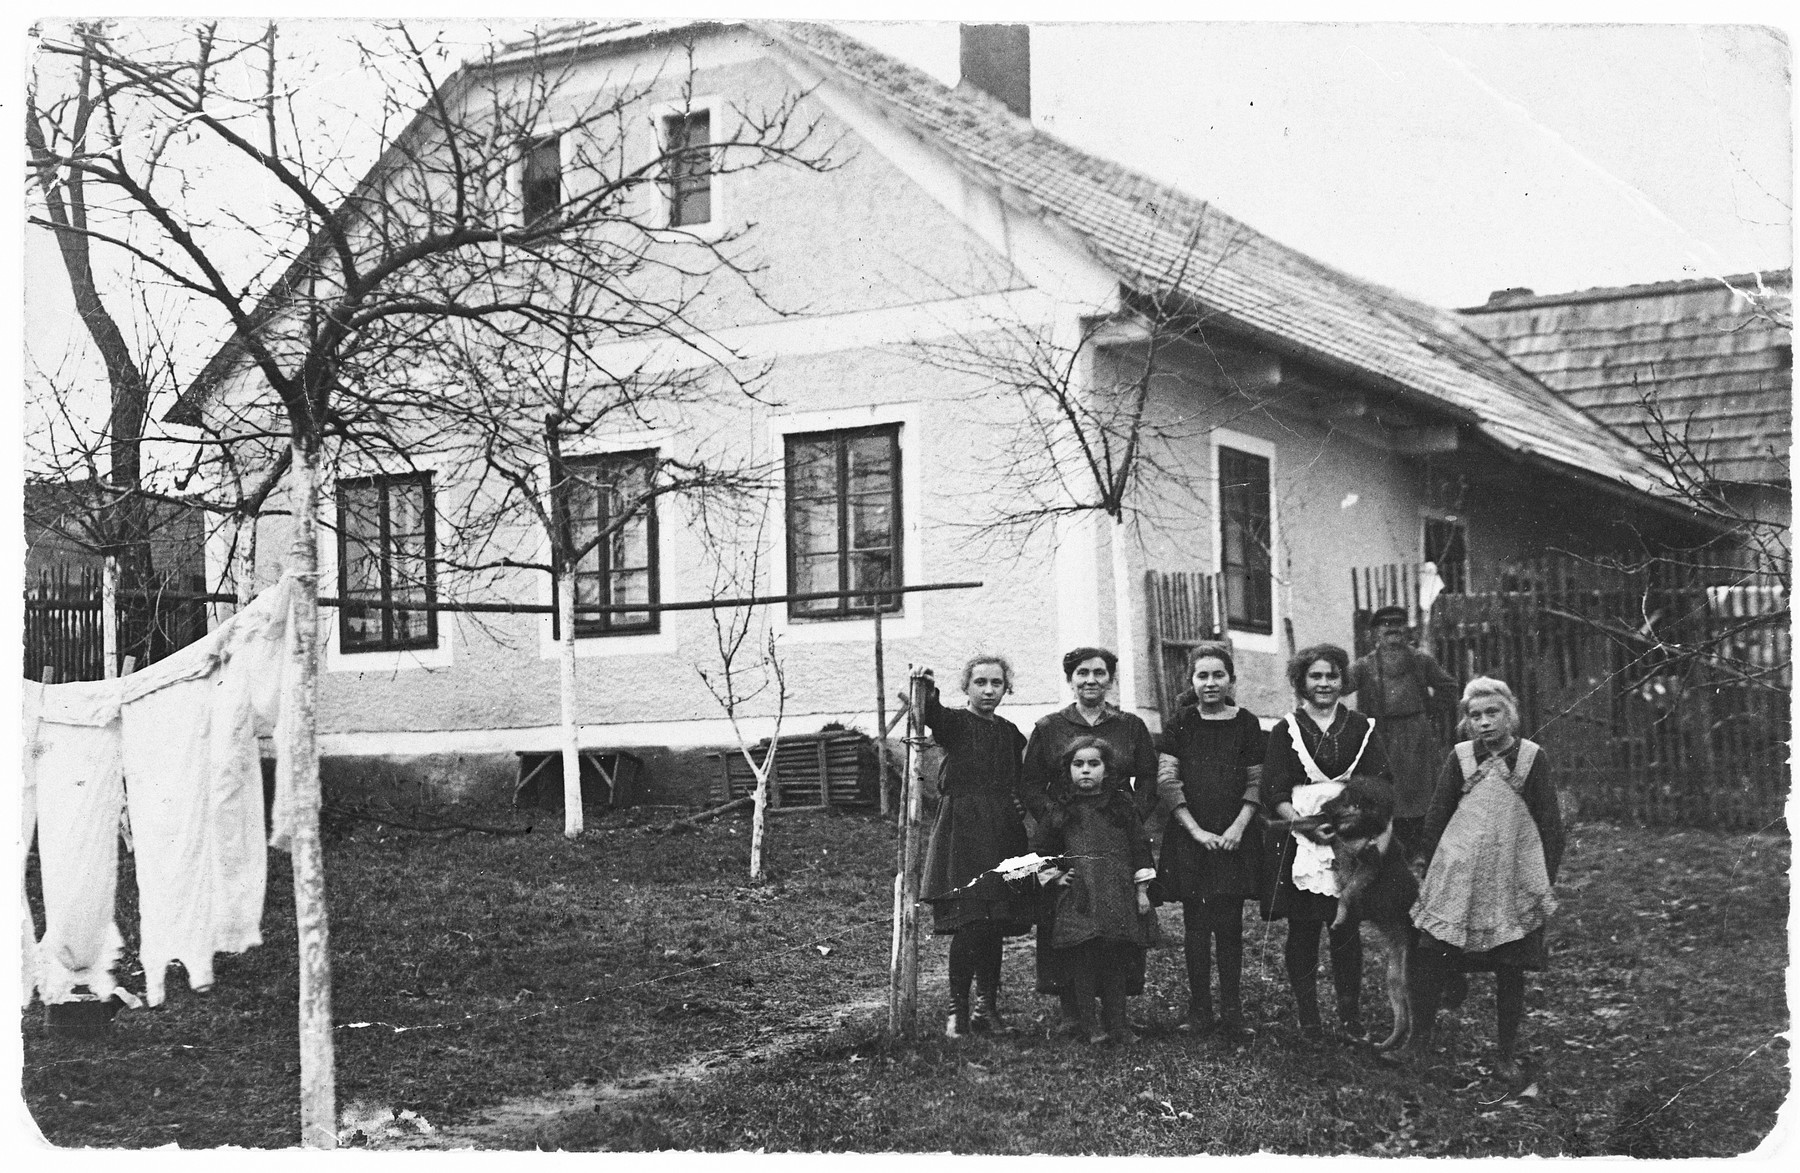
[663,109,712,228]
[522,135,561,223]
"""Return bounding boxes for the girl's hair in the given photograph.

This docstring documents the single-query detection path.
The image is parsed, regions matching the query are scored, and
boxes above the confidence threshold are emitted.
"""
[1286,643,1350,698]
[1187,641,1236,679]
[1458,676,1521,739]
[1046,736,1135,829]
[960,653,1014,694]
[1060,735,1116,780]
[1062,646,1118,679]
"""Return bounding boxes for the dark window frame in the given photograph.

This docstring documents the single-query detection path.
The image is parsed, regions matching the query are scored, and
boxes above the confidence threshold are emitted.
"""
[522,134,562,223]
[662,109,713,228]
[1424,516,1470,595]
[336,472,438,654]
[784,424,904,620]
[557,450,661,639]
[1217,445,1274,635]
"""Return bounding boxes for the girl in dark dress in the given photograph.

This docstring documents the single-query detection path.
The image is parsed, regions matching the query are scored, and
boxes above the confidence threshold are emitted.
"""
[1021,647,1158,1027]
[918,655,1033,1037]
[1031,736,1156,1044]
[1154,642,1264,1038]
[1410,677,1564,1079]
[1262,644,1393,1041]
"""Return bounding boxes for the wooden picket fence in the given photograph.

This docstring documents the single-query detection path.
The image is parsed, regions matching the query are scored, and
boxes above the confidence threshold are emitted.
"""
[1352,556,1790,830]
[23,565,210,683]
[1146,569,1226,719]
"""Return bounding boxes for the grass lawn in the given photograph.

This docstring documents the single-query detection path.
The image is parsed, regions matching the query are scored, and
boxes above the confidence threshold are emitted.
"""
[22,807,1790,1155]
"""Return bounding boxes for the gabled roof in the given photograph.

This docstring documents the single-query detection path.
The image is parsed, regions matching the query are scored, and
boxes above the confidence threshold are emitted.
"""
[174,18,1701,514]
[756,21,1685,504]
[1460,272,1792,485]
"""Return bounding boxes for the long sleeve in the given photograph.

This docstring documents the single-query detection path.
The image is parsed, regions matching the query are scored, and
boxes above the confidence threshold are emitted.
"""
[1522,753,1565,883]
[1418,752,1463,863]
[1124,716,1159,810]
[1156,752,1184,810]
[1418,652,1460,715]
[1020,724,1057,821]
[1237,711,1265,806]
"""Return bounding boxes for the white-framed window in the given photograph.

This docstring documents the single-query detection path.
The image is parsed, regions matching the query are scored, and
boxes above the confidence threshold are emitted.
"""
[323,458,456,674]
[1210,428,1279,653]
[652,96,724,234]
[535,430,679,660]
[769,403,923,644]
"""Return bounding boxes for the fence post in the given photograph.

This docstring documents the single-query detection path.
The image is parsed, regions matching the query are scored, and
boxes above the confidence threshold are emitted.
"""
[888,667,928,1038]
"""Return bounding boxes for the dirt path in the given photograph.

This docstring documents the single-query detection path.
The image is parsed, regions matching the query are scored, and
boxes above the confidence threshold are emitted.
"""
[352,959,954,1150]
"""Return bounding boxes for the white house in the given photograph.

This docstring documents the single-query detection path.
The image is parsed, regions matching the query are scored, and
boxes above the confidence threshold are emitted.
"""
[172,21,1721,805]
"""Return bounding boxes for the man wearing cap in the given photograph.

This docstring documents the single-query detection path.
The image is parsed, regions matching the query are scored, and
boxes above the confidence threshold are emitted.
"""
[1346,606,1460,859]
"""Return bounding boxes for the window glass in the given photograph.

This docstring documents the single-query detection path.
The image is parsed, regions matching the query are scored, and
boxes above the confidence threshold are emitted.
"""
[1218,447,1273,634]
[337,474,437,652]
[1424,517,1469,594]
[665,110,712,227]
[563,451,658,637]
[522,135,561,222]
[784,425,902,618]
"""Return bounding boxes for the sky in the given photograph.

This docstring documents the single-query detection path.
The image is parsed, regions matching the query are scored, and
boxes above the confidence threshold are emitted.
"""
[13,1,1794,454]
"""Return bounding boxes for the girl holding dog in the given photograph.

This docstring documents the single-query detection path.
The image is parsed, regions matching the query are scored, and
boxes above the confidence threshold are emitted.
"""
[1153,642,1264,1039]
[1411,676,1565,1078]
[1261,643,1392,1041]
[1031,736,1157,1044]
[917,656,1034,1038]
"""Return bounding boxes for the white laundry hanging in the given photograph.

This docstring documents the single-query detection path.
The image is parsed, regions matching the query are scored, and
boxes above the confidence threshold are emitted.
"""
[120,576,298,1006]
[22,677,128,1005]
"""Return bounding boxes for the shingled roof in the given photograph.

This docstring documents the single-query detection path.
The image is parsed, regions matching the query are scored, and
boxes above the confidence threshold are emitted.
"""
[757,21,1684,502]
[1460,273,1792,486]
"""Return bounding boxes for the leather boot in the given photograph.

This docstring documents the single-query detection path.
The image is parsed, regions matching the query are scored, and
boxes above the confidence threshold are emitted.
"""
[972,981,1003,1033]
[945,984,972,1039]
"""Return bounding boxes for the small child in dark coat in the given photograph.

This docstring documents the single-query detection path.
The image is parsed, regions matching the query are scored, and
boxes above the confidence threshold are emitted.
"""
[1032,737,1157,1044]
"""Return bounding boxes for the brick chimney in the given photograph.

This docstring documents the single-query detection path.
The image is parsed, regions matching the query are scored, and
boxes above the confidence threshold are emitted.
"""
[959,24,1030,120]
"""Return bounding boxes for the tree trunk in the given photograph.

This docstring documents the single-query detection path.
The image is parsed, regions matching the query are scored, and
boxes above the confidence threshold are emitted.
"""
[1111,514,1138,713]
[102,556,119,680]
[236,510,259,607]
[748,757,769,880]
[286,440,335,1149]
[557,565,583,839]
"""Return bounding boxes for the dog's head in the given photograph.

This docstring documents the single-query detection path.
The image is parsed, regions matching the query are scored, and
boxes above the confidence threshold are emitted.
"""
[1318,775,1397,842]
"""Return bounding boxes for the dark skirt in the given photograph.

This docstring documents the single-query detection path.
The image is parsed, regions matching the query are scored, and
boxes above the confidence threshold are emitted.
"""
[1035,921,1148,995]
[1154,821,1264,904]
[1259,827,1341,923]
[1416,925,1549,972]
[920,791,1034,935]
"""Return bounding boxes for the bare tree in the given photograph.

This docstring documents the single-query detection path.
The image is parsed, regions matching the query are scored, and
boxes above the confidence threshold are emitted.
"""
[694,511,789,881]
[423,285,777,838]
[912,217,1264,709]
[26,18,827,1145]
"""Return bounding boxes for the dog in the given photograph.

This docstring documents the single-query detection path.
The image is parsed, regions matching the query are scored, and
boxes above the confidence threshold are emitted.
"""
[1271,776,1419,1051]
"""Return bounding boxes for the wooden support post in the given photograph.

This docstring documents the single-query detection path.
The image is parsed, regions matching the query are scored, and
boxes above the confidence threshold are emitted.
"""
[888,666,928,1037]
[102,556,119,680]
[874,605,889,816]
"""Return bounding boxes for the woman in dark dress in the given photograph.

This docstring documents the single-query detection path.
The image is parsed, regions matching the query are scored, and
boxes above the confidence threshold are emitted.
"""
[918,655,1033,1037]
[1262,643,1392,1041]
[1154,642,1264,1038]
[1021,647,1158,1028]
